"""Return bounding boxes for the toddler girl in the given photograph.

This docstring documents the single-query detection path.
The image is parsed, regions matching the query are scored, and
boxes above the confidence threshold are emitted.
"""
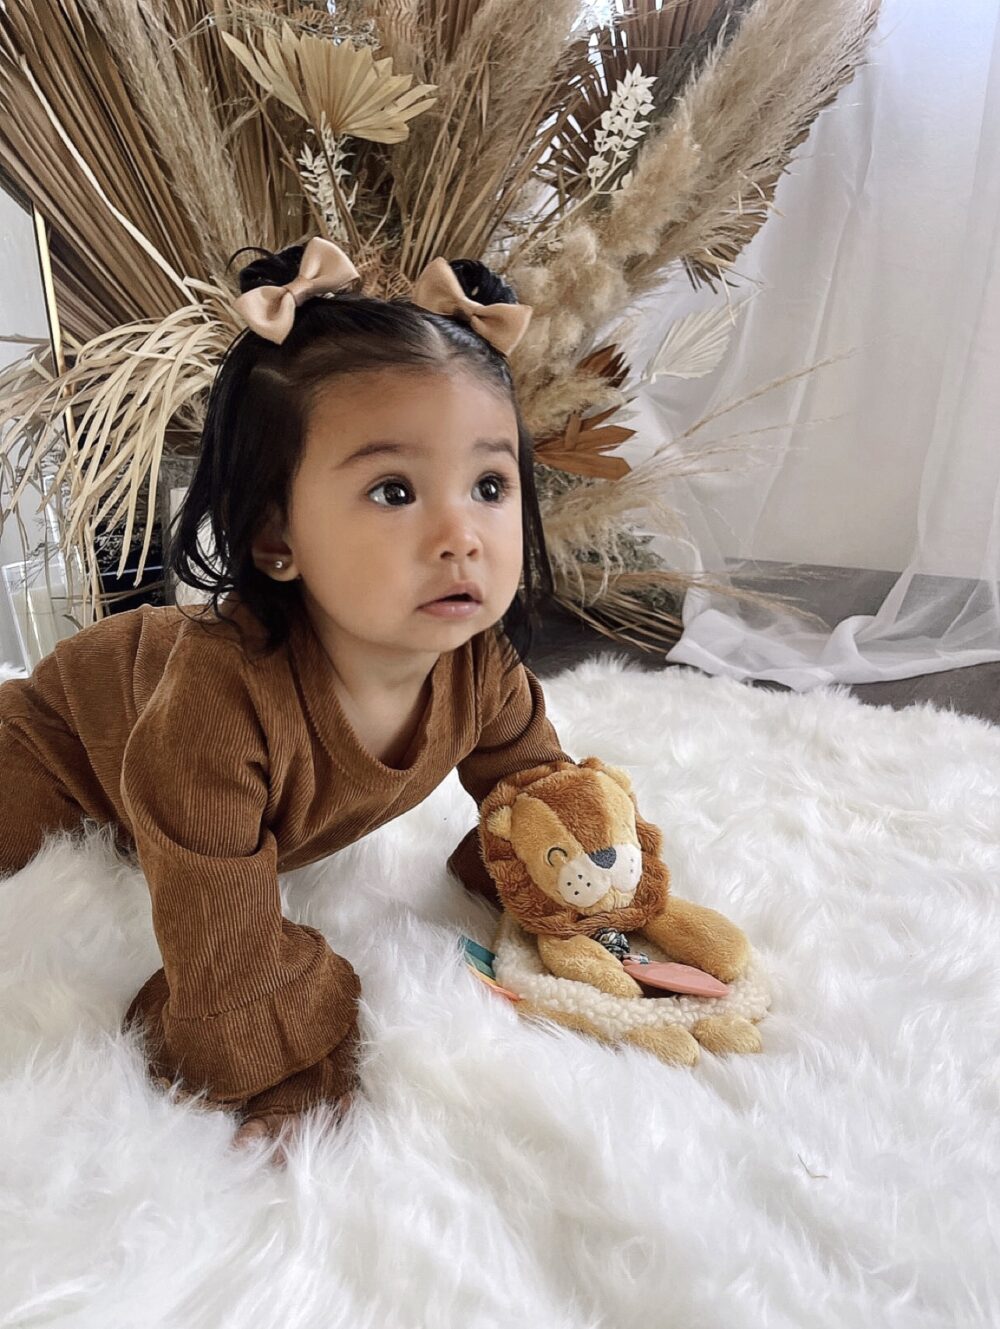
[0,238,573,1149]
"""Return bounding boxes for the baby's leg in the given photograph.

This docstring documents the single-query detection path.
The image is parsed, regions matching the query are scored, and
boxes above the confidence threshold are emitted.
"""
[0,722,99,874]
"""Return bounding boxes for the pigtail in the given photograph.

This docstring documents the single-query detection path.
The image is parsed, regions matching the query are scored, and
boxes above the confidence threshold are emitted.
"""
[447,259,518,309]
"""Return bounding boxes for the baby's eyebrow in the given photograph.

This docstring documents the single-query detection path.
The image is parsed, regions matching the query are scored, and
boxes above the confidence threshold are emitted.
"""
[336,437,518,468]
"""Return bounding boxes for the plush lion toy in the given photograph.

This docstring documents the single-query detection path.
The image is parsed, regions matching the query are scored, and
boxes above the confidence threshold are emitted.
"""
[449,757,764,1067]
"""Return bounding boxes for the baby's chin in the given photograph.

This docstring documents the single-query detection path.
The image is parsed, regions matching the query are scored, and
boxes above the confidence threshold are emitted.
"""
[345,594,511,648]
[411,605,494,634]
[409,607,508,651]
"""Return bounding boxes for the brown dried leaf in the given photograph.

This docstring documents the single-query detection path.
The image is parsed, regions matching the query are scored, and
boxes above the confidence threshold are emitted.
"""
[576,342,630,390]
[536,414,636,478]
[534,339,636,478]
[535,446,632,480]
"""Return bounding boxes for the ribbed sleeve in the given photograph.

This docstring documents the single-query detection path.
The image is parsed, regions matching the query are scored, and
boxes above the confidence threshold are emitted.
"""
[120,631,359,1105]
[456,633,575,809]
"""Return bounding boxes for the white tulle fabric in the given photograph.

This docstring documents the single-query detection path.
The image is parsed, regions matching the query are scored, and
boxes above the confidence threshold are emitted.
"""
[617,0,1000,690]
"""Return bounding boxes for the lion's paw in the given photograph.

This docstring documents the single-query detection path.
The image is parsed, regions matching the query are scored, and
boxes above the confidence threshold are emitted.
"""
[623,1024,700,1067]
[592,968,645,999]
[705,929,751,984]
[691,1014,761,1055]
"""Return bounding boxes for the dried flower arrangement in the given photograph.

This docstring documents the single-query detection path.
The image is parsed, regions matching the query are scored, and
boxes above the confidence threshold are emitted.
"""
[0,0,879,649]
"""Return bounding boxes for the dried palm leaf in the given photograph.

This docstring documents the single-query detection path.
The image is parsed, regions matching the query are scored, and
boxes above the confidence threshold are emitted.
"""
[550,566,685,651]
[579,342,631,392]
[77,0,254,286]
[648,0,758,115]
[382,0,595,273]
[220,24,439,142]
[360,0,426,78]
[225,1,377,43]
[1,286,237,614]
[0,0,198,339]
[0,0,325,343]
[644,297,753,381]
[205,3,339,249]
[549,559,831,652]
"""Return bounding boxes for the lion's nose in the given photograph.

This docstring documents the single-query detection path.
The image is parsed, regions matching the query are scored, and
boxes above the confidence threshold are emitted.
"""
[587,846,616,869]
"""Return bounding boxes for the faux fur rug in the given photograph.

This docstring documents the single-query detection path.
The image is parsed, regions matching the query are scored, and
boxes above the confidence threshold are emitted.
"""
[2,655,998,1329]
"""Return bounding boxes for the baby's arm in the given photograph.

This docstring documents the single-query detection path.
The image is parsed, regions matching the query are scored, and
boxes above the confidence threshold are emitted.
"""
[119,635,359,1130]
[449,631,574,895]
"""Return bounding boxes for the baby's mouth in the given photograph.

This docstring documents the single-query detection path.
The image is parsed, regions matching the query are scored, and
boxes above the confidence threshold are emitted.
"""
[418,589,485,615]
[419,586,484,607]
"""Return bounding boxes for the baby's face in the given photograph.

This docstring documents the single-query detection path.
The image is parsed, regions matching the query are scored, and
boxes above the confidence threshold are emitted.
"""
[279,367,524,658]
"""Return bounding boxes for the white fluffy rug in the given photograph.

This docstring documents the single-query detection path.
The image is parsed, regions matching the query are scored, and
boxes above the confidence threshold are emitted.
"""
[2,655,999,1329]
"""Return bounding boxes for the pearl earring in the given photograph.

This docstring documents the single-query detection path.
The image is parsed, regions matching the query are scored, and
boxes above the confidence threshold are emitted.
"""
[273,559,285,570]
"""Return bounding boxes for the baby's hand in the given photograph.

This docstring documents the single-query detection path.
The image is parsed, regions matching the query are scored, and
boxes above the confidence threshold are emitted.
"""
[232,1094,353,1167]
[154,1074,352,1167]
[232,1111,301,1164]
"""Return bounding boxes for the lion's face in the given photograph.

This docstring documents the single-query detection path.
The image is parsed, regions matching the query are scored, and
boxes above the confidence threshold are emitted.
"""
[487,765,643,914]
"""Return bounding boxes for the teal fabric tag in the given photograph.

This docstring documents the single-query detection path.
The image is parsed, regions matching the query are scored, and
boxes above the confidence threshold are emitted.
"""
[459,934,497,976]
[466,953,496,979]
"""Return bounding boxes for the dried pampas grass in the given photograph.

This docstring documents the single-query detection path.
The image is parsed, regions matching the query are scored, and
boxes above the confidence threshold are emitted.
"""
[506,0,879,413]
[78,0,253,286]
[624,0,882,292]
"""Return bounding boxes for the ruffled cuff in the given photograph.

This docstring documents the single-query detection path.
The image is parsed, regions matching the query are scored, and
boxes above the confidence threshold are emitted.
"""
[239,1020,361,1122]
[124,924,361,1104]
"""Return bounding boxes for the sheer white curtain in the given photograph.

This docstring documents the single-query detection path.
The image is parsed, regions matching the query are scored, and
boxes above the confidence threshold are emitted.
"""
[0,192,53,670]
[621,0,1000,691]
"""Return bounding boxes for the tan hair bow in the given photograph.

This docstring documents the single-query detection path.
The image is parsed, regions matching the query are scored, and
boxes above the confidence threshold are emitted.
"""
[409,256,532,355]
[233,237,360,345]
[234,237,532,355]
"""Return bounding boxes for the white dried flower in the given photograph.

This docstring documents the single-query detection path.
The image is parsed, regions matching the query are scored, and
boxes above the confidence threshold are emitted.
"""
[585,63,656,195]
[297,112,359,243]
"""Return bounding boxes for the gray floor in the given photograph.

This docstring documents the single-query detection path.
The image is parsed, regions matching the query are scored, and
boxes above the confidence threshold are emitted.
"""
[528,602,1000,727]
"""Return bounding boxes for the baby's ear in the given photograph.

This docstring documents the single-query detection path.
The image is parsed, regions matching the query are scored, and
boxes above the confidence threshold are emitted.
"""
[485,806,513,841]
[250,510,298,581]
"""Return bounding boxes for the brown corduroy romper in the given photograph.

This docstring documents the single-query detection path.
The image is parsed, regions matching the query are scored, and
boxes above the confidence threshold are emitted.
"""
[0,598,572,1120]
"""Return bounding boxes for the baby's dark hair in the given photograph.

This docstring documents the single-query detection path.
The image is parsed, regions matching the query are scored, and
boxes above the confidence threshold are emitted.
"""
[169,243,556,672]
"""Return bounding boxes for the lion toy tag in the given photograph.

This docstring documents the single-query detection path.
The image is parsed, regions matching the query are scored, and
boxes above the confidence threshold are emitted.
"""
[621,958,730,997]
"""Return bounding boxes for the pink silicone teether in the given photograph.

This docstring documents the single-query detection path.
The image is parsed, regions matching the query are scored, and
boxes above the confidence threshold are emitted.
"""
[621,959,730,997]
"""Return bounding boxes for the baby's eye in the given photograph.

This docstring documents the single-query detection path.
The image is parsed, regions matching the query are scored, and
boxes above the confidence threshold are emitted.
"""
[474,474,510,504]
[368,479,414,507]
